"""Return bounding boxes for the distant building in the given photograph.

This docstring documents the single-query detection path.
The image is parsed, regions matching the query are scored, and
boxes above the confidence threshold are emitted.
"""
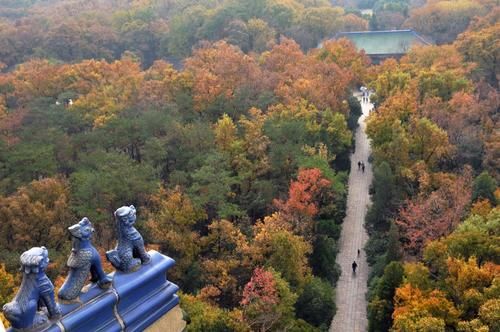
[333,29,431,63]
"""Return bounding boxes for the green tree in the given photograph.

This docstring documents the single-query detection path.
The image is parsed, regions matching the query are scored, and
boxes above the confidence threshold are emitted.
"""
[311,235,340,283]
[295,276,335,328]
[366,162,397,231]
[472,172,497,205]
[70,151,156,244]
[189,153,243,220]
[368,261,404,332]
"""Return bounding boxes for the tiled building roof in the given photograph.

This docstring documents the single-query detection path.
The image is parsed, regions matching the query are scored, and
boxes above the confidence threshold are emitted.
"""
[334,29,430,55]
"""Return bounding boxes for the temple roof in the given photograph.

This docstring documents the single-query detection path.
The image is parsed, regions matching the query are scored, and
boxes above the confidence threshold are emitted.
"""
[334,30,430,55]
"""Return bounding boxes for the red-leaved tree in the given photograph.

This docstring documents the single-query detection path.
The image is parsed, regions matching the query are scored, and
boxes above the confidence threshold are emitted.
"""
[241,267,278,307]
[396,171,472,257]
[274,168,331,237]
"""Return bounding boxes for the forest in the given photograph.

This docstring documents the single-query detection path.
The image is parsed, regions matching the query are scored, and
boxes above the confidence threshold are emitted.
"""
[0,0,498,331]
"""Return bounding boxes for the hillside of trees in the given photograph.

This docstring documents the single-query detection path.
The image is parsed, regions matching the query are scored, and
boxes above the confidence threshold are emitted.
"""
[0,30,368,331]
[0,0,498,331]
[364,9,499,331]
[0,0,370,68]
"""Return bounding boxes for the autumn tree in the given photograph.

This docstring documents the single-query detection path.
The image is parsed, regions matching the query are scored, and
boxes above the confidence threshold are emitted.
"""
[396,171,472,257]
[392,284,460,331]
[441,208,500,265]
[367,59,411,105]
[455,17,499,86]
[408,118,451,168]
[315,38,371,84]
[213,113,238,152]
[185,41,261,112]
[0,264,15,307]
[0,264,15,328]
[247,18,276,53]
[138,60,191,110]
[146,186,206,286]
[341,13,369,31]
[241,267,298,331]
[274,168,332,238]
[445,257,498,320]
[180,293,250,331]
[68,58,144,126]
[252,214,312,288]
[404,0,487,44]
[0,177,73,251]
[299,6,344,42]
[199,219,252,307]
[0,177,74,274]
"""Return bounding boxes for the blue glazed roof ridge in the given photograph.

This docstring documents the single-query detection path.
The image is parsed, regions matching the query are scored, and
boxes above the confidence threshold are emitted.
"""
[336,29,415,35]
[331,29,431,55]
[410,30,432,45]
[27,250,180,332]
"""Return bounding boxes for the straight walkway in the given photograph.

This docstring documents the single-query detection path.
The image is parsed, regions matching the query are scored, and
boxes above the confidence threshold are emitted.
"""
[330,95,373,332]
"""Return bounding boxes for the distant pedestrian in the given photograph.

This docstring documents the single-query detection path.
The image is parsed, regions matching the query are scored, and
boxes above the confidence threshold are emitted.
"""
[352,261,358,273]
[358,161,361,170]
[357,249,360,256]
[362,163,365,173]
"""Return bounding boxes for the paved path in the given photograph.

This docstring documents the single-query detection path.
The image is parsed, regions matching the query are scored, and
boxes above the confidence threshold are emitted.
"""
[330,96,373,332]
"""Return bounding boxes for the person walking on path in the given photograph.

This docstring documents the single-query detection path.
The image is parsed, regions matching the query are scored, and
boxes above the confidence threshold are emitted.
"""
[361,163,365,173]
[358,161,361,170]
[352,261,358,273]
[357,249,360,256]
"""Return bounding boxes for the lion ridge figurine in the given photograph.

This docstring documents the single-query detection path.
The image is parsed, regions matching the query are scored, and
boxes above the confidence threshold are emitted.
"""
[106,205,151,272]
[58,217,112,301]
[3,247,61,331]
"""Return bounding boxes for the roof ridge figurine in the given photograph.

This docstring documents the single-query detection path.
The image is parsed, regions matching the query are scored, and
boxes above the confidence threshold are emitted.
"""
[3,247,61,331]
[106,205,151,272]
[58,217,112,301]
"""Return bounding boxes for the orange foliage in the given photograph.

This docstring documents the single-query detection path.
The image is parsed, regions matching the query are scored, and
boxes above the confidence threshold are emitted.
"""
[185,41,261,111]
[341,13,369,32]
[470,199,493,217]
[138,60,192,109]
[314,38,370,84]
[0,177,73,253]
[274,168,331,219]
[392,283,460,330]
[263,38,354,113]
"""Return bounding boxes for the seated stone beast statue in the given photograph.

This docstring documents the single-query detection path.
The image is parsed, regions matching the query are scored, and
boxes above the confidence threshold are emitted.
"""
[106,205,151,272]
[58,217,112,301]
[3,247,61,330]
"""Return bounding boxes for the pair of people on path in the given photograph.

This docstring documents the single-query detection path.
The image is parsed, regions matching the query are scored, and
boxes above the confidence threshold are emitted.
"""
[357,161,365,172]
[360,87,369,103]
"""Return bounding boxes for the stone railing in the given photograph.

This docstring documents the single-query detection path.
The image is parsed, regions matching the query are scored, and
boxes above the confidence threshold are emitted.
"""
[2,206,185,332]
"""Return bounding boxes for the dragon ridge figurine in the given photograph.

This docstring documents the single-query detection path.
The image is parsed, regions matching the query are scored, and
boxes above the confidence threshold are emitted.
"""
[106,205,151,272]
[58,217,112,301]
[3,247,61,331]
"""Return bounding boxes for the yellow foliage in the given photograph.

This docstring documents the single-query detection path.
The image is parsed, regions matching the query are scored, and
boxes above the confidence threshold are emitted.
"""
[180,293,250,331]
[214,114,238,151]
[471,199,493,217]
[393,284,460,330]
